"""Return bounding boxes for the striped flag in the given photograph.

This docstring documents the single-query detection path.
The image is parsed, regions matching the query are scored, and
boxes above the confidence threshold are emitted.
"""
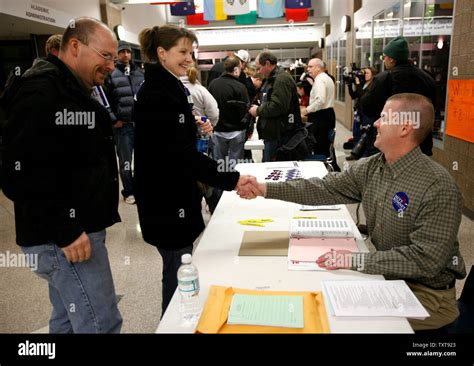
[235,10,257,24]
[224,0,250,15]
[203,0,227,21]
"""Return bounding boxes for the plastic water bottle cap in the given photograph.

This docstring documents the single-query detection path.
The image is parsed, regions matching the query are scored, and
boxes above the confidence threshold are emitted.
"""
[201,116,207,123]
[181,254,192,264]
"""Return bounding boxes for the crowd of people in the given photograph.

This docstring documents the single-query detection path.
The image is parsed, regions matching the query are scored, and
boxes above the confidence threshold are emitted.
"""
[0,17,466,334]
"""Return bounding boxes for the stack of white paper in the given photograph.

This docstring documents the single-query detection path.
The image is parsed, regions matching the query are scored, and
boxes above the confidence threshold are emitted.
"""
[322,280,430,319]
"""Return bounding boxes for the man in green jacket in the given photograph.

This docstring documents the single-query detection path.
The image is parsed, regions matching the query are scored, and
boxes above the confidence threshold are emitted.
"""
[249,51,301,162]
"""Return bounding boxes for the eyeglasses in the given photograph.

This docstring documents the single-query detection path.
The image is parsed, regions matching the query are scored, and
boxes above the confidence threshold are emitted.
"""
[80,41,116,62]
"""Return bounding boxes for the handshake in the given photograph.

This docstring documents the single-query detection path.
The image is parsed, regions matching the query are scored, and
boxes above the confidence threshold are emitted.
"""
[235,175,267,200]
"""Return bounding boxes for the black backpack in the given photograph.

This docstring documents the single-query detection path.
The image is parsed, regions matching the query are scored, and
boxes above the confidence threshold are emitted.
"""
[276,127,316,161]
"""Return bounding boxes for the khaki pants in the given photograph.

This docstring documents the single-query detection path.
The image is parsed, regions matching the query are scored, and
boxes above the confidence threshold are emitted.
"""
[407,282,459,331]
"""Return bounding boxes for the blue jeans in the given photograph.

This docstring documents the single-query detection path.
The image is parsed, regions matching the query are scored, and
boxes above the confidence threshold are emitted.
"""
[263,140,279,162]
[21,230,122,333]
[113,123,134,198]
[211,130,246,169]
[352,116,362,145]
[209,131,246,212]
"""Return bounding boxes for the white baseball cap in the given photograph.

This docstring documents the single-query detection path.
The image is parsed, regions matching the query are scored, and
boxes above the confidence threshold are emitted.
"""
[234,49,250,63]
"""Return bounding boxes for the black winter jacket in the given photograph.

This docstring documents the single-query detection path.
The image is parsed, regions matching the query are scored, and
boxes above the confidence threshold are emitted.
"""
[256,67,302,141]
[359,62,436,155]
[208,74,249,132]
[132,63,240,249]
[0,55,120,247]
[104,62,144,123]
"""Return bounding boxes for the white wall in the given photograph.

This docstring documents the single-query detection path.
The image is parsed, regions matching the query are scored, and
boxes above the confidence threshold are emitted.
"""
[35,0,101,20]
[0,0,101,28]
[326,0,351,44]
[195,25,324,49]
[121,4,166,44]
[354,0,399,28]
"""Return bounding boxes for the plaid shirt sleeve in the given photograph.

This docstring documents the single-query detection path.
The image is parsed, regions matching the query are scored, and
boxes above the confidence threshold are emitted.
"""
[266,158,372,205]
[265,151,466,288]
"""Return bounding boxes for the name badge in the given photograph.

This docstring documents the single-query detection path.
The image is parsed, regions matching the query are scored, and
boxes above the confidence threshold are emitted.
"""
[392,192,409,213]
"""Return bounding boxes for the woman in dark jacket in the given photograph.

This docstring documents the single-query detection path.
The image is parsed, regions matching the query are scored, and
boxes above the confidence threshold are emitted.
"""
[133,25,247,315]
[345,67,378,160]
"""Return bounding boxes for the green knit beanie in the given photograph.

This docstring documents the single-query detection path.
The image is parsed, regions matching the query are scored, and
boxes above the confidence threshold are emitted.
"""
[383,36,409,61]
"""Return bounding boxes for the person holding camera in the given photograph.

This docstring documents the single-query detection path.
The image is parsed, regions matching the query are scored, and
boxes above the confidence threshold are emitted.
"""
[345,66,378,160]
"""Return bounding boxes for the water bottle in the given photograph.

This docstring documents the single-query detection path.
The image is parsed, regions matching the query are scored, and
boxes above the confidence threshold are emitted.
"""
[196,116,209,153]
[177,254,202,322]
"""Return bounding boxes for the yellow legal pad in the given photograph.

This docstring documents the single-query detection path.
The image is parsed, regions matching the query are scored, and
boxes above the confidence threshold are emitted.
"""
[195,286,330,334]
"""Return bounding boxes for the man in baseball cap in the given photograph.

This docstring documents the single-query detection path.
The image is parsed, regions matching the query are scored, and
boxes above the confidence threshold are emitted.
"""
[234,49,250,64]
[232,49,254,100]
[117,40,132,54]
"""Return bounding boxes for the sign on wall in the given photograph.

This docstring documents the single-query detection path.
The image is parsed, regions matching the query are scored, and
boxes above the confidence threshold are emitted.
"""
[446,79,474,143]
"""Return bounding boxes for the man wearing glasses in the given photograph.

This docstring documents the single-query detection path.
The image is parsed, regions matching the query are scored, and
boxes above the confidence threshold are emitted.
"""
[359,36,436,156]
[1,17,123,333]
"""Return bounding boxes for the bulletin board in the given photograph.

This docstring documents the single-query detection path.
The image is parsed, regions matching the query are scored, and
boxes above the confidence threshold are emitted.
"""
[446,79,474,143]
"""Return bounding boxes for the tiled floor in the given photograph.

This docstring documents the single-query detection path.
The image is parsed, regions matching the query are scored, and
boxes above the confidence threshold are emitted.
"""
[0,121,472,333]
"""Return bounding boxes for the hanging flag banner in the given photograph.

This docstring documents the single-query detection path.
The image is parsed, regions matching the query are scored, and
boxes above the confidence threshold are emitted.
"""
[257,0,284,18]
[187,13,209,24]
[204,0,228,21]
[235,10,257,24]
[224,0,250,15]
[285,0,311,8]
[285,7,308,21]
[170,1,196,15]
[195,0,204,12]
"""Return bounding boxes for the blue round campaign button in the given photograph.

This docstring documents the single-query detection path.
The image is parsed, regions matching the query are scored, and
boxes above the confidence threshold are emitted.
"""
[392,192,409,212]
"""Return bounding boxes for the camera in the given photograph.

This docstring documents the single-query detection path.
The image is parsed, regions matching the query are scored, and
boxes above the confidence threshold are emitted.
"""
[343,63,365,84]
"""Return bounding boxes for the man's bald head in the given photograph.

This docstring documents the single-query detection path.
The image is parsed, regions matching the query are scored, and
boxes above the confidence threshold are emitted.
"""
[59,17,117,88]
[61,17,116,52]
[307,58,324,78]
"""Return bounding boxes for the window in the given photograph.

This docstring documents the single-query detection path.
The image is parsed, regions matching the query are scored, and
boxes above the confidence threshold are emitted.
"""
[355,21,372,68]
[336,37,347,102]
[354,0,453,141]
[402,0,454,141]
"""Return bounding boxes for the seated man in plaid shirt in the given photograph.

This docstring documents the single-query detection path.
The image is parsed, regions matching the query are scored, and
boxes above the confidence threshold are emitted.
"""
[238,93,466,332]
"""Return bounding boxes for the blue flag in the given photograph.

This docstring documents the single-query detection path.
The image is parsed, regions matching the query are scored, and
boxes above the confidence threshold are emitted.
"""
[257,0,283,18]
[170,1,196,16]
[285,0,311,9]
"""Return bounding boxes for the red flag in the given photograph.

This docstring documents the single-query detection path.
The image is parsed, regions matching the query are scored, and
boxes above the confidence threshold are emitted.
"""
[285,8,308,21]
[186,13,209,25]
